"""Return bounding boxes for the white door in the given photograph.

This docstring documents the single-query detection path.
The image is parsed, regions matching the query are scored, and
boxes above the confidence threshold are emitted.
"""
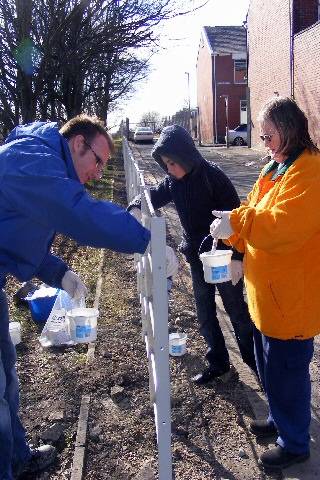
[240,100,247,124]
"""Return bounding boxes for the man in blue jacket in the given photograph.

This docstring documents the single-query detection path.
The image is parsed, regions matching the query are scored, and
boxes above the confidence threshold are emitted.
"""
[129,125,256,384]
[0,115,150,479]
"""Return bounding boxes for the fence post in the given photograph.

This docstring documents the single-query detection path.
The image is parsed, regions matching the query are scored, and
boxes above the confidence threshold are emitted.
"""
[122,137,173,480]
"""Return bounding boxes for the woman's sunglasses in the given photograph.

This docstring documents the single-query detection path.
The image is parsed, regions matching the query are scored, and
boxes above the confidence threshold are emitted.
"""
[260,134,274,142]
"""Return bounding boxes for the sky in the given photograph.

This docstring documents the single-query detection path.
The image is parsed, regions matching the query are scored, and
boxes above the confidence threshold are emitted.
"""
[109,0,250,129]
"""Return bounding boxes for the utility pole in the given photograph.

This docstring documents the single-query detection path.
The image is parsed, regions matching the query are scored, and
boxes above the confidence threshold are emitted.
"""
[125,117,130,140]
[185,71,191,134]
[220,95,229,148]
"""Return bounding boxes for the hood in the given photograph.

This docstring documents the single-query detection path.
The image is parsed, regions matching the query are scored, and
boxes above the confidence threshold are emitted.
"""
[152,125,205,173]
[4,120,79,181]
[5,121,62,154]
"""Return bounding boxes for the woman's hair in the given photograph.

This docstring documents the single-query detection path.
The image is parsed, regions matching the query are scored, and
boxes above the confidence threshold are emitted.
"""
[258,96,318,154]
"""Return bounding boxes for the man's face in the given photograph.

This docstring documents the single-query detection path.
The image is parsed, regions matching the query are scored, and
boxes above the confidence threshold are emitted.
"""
[69,133,110,183]
[161,156,187,179]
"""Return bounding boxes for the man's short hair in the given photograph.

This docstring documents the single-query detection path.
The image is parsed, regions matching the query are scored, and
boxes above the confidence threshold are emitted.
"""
[60,114,114,155]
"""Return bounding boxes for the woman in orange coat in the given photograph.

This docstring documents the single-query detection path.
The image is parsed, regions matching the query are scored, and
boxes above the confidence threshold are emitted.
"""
[210,96,320,471]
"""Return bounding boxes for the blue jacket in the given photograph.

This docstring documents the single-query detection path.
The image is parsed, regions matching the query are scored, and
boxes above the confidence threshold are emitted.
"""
[0,122,150,288]
[129,125,242,262]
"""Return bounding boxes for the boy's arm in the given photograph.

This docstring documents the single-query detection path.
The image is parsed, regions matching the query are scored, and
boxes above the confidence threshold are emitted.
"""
[128,177,173,211]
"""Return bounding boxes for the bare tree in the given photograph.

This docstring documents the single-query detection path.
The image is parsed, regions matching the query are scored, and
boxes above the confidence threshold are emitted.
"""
[0,0,209,135]
[140,111,163,131]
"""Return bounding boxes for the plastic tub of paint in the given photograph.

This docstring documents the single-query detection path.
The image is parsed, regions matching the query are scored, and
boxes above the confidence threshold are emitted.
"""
[66,308,99,344]
[200,249,232,284]
[169,332,187,356]
[9,322,21,346]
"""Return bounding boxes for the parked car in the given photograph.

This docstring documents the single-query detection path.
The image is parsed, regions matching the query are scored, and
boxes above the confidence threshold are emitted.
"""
[133,126,154,143]
[226,124,247,146]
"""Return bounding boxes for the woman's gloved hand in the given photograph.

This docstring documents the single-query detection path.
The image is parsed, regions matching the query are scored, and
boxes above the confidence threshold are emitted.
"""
[230,260,243,286]
[210,210,233,239]
[166,245,179,278]
[61,270,88,299]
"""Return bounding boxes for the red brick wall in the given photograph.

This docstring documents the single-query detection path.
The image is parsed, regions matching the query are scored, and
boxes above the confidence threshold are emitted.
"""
[294,22,320,146]
[197,49,247,144]
[215,55,247,141]
[247,0,291,148]
[197,37,214,144]
[248,0,320,148]
[293,0,318,33]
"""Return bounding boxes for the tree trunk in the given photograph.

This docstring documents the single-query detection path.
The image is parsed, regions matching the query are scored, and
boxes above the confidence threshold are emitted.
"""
[15,0,35,123]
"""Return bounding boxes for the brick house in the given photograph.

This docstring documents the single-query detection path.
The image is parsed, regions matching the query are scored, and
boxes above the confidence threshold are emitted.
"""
[247,0,320,147]
[196,26,247,145]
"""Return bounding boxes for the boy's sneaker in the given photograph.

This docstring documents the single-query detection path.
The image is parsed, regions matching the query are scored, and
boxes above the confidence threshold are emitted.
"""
[191,365,236,385]
[259,445,310,470]
[250,419,278,438]
[14,445,57,478]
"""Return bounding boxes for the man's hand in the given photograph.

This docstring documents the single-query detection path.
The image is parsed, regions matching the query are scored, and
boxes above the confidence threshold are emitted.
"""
[129,207,142,223]
[210,210,233,239]
[166,245,179,278]
[230,260,243,286]
[61,271,88,299]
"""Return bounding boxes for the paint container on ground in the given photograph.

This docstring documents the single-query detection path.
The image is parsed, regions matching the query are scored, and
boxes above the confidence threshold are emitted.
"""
[66,308,99,344]
[169,332,187,356]
[9,322,21,346]
[25,287,59,323]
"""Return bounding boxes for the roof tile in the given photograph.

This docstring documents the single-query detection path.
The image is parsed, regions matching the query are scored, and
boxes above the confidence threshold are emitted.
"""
[204,25,246,54]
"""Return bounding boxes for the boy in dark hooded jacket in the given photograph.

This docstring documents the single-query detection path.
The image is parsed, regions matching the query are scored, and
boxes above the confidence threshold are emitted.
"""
[129,125,256,383]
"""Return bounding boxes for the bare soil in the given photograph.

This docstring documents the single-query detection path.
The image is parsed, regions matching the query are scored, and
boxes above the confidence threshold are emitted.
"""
[6,141,282,480]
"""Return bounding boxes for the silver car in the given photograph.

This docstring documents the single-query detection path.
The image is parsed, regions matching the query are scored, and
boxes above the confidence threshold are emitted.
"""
[226,124,247,146]
[133,127,154,143]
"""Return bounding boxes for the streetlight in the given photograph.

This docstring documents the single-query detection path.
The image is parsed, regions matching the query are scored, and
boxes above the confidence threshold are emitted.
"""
[220,95,229,148]
[185,71,191,133]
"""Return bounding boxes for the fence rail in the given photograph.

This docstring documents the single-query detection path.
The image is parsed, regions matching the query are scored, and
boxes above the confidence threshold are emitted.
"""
[122,138,172,480]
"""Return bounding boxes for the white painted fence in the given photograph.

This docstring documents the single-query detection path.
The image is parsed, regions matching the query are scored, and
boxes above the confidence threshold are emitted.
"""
[122,138,172,480]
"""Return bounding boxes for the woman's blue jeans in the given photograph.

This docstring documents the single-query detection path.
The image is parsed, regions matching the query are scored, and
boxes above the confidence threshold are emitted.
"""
[0,290,31,479]
[190,257,256,373]
[253,325,313,454]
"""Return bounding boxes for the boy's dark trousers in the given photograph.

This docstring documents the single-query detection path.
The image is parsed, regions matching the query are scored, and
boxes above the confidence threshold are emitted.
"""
[189,256,256,373]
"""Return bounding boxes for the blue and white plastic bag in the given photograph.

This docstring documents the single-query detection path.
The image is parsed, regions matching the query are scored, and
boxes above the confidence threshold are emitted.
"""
[39,290,85,347]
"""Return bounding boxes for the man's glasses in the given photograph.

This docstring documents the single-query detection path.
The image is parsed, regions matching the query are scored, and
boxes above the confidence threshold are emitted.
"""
[83,139,103,168]
[260,134,274,142]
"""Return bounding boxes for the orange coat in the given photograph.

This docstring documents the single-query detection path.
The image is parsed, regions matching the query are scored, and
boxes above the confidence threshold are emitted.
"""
[228,149,320,340]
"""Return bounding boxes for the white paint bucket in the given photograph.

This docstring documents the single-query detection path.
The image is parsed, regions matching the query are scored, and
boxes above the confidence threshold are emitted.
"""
[9,322,21,346]
[66,308,99,344]
[169,332,187,356]
[200,249,233,284]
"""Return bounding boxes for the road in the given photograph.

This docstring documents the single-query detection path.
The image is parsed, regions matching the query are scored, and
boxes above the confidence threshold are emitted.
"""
[129,140,320,480]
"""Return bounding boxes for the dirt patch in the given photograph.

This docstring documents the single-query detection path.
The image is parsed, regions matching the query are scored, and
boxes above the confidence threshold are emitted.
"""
[7,141,281,480]
[84,249,280,480]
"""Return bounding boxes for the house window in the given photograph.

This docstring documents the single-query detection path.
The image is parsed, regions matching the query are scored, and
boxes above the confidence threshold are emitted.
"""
[293,0,319,33]
[240,100,247,124]
[234,60,247,84]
